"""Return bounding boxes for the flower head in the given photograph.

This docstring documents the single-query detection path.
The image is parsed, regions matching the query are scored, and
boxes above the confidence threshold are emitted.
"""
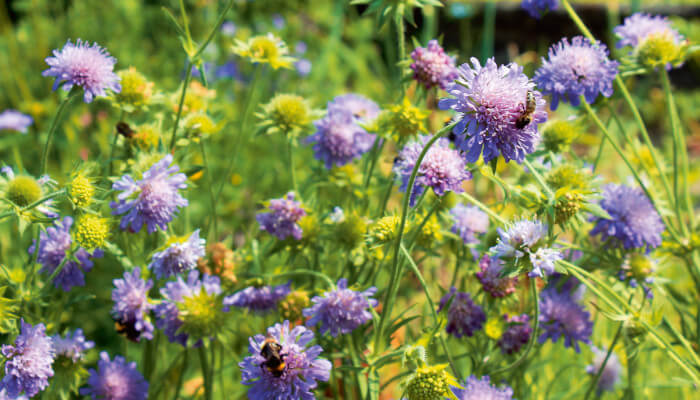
[303,278,377,337]
[52,329,94,363]
[327,94,380,124]
[541,119,582,153]
[278,290,312,322]
[29,216,103,292]
[110,154,188,234]
[114,67,154,109]
[529,247,563,278]
[377,97,428,139]
[450,204,489,245]
[367,215,402,246]
[224,282,292,313]
[256,192,307,240]
[619,253,656,298]
[538,287,593,352]
[451,375,513,400]
[306,109,376,169]
[0,320,55,398]
[405,364,459,400]
[586,346,622,394]
[43,39,121,103]
[614,13,684,49]
[491,219,547,259]
[233,33,295,69]
[438,288,486,338]
[80,352,148,400]
[521,0,559,19]
[68,173,95,207]
[439,57,547,164]
[410,39,458,90]
[0,110,33,133]
[534,37,619,110]
[196,242,237,284]
[636,31,688,71]
[497,314,532,355]
[112,268,154,342]
[1,167,57,217]
[149,230,205,279]
[74,214,110,250]
[239,321,331,400]
[589,184,664,251]
[394,135,472,206]
[256,94,314,137]
[476,255,518,298]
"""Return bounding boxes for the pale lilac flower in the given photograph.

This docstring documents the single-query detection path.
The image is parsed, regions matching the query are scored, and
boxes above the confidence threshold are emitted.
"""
[327,94,381,124]
[491,219,548,259]
[0,320,55,398]
[256,192,306,240]
[112,268,154,342]
[307,111,375,169]
[450,204,489,245]
[410,39,458,90]
[149,230,205,279]
[451,375,513,399]
[586,346,623,394]
[80,352,148,400]
[52,329,94,362]
[0,110,33,133]
[303,278,377,337]
[529,247,563,277]
[614,13,684,49]
[224,282,292,313]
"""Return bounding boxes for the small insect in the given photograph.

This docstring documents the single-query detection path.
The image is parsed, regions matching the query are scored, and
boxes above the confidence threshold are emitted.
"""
[114,317,141,342]
[116,121,136,138]
[515,90,536,129]
[260,336,286,377]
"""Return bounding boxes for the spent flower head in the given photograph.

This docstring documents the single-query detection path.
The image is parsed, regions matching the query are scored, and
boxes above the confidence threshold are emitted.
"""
[257,94,316,138]
[232,33,295,69]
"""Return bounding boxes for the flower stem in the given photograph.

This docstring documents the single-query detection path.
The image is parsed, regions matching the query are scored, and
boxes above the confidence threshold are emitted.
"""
[198,345,212,400]
[288,138,300,200]
[41,93,75,175]
[395,16,406,96]
[584,323,622,400]
[108,110,125,176]
[192,0,235,60]
[522,158,554,199]
[169,62,193,150]
[200,139,218,240]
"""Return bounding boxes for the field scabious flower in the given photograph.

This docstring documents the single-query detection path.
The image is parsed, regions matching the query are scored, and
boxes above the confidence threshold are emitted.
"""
[450,204,489,245]
[1,167,57,217]
[521,0,559,19]
[52,329,94,362]
[498,314,532,355]
[303,278,377,337]
[29,216,103,292]
[306,109,376,169]
[439,57,547,164]
[327,94,380,123]
[614,13,684,50]
[111,154,188,234]
[232,33,295,70]
[256,192,306,240]
[112,268,154,342]
[394,135,471,206]
[586,346,622,394]
[491,219,561,277]
[476,255,518,298]
[538,287,593,352]
[239,321,331,400]
[534,37,619,110]
[0,110,33,133]
[451,375,513,399]
[0,320,55,398]
[589,184,664,251]
[149,230,205,279]
[257,94,315,138]
[438,288,486,338]
[405,364,459,400]
[410,39,458,90]
[224,282,292,313]
[43,39,121,103]
[377,97,428,139]
[80,352,148,400]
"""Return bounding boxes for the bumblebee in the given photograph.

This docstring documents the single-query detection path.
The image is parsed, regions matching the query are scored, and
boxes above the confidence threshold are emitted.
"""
[116,121,136,138]
[260,336,286,377]
[114,317,142,342]
[515,90,536,129]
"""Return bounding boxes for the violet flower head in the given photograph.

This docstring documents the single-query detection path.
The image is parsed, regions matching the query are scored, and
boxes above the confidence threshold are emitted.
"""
[586,346,623,394]
[52,329,94,362]
[29,216,103,292]
[451,375,513,400]
[223,282,292,313]
[538,287,593,352]
[529,247,563,278]
[394,135,472,206]
[410,39,458,90]
[327,94,380,124]
[0,320,55,398]
[491,219,547,259]
[498,314,532,355]
[450,203,489,245]
[303,278,377,337]
[239,321,331,400]
[521,0,559,19]
[256,192,306,240]
[534,37,619,110]
[110,154,188,234]
[439,57,547,164]
[476,255,518,298]
[589,183,664,251]
[306,110,376,169]
[42,39,121,103]
[80,352,148,400]
[0,110,33,134]
[438,288,486,338]
[112,268,154,342]
[614,13,684,49]
[149,230,206,279]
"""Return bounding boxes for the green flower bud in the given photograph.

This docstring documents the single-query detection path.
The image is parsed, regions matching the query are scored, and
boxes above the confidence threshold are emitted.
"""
[278,290,311,322]
[74,214,109,250]
[69,174,95,208]
[7,176,41,207]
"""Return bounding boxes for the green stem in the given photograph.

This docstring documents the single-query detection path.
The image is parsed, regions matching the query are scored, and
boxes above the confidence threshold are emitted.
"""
[191,0,235,60]
[198,345,212,400]
[262,269,335,289]
[395,17,406,95]
[584,323,622,400]
[41,93,75,175]
[522,159,554,199]
[460,192,506,224]
[200,139,218,240]
[288,138,299,199]
[169,62,193,150]
[108,110,125,176]
[173,349,188,400]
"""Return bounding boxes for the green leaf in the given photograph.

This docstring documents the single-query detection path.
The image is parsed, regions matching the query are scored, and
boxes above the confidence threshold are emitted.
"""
[584,202,612,220]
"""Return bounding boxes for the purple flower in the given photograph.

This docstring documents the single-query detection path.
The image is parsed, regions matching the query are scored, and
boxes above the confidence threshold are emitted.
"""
[239,321,331,400]
[529,247,563,277]
[154,270,222,346]
[589,184,664,251]
[0,110,33,133]
[498,314,532,355]
[52,329,94,362]
[149,230,205,279]
[306,110,376,169]
[221,21,236,36]
[538,287,593,352]
[215,61,241,80]
[438,288,486,338]
[295,59,312,77]
[521,0,559,19]
[223,282,291,313]
[534,37,619,110]
[394,135,472,206]
[439,58,547,164]
[410,39,458,90]
[0,320,55,398]
[327,94,381,124]
[586,346,622,394]
[110,154,188,234]
[451,375,513,400]
[450,204,489,245]
[303,278,377,337]
[614,13,684,49]
[112,268,154,342]
[256,192,306,240]
[29,216,103,292]
[491,219,547,259]
[42,39,121,103]
[80,352,148,400]
[476,255,518,298]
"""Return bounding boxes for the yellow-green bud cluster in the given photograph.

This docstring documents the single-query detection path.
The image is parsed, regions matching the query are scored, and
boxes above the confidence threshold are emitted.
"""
[74,214,109,249]
[377,98,428,139]
[257,94,313,137]
[7,176,41,207]
[278,290,311,322]
[541,120,581,153]
[636,32,687,70]
[555,191,584,224]
[177,290,225,340]
[405,365,452,400]
[115,67,154,109]
[335,213,368,250]
[368,215,401,245]
[69,174,95,208]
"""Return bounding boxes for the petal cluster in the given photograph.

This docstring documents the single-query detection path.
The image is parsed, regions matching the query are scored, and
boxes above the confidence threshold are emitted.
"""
[0,110,33,133]
[410,39,458,90]
[438,288,486,338]
[521,0,559,19]
[256,192,306,240]
[614,13,684,49]
[451,375,513,399]
[450,204,489,245]
[476,255,518,298]
[0,320,55,398]
[80,352,148,400]
[112,268,154,342]
[303,278,377,337]
[149,230,206,279]
[538,286,593,352]
[224,282,292,313]
[52,329,94,362]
